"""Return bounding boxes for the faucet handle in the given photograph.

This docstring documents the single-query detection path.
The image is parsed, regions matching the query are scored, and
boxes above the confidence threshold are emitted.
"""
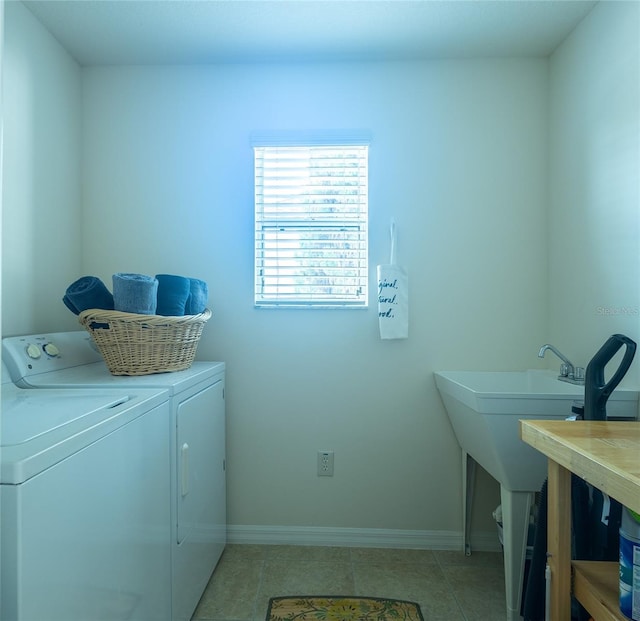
[574,367,585,382]
[559,363,570,377]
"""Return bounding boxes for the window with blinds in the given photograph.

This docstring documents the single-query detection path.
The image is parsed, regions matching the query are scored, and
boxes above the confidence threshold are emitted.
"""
[254,144,368,308]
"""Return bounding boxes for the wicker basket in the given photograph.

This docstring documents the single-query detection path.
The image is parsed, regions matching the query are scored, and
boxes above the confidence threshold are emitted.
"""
[78,308,212,376]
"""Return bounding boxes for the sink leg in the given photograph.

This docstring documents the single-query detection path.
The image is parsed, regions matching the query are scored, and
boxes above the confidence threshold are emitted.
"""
[462,452,476,556]
[500,487,533,621]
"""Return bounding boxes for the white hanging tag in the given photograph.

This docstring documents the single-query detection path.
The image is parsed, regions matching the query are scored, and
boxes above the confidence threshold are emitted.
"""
[377,219,408,340]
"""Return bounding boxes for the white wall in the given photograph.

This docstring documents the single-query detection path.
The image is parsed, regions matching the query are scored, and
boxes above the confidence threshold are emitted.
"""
[0,0,4,574]
[548,1,640,383]
[2,0,81,336]
[6,0,636,548]
[81,59,548,539]
[0,0,4,340]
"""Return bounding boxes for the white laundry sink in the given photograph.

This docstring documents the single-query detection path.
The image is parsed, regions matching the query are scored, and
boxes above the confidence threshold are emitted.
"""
[435,369,637,490]
[434,369,638,621]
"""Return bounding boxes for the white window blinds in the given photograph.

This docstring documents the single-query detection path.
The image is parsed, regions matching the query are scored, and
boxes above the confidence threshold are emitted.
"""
[254,144,369,308]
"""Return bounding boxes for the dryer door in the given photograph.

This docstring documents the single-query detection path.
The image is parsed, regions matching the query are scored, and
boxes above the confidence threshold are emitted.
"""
[176,379,225,546]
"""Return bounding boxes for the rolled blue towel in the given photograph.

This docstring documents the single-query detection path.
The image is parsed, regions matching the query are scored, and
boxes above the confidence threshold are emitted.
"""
[155,274,190,316]
[185,278,208,315]
[63,276,114,315]
[112,273,158,315]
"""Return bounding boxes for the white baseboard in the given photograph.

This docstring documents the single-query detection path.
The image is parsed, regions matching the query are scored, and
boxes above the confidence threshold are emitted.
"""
[227,525,502,553]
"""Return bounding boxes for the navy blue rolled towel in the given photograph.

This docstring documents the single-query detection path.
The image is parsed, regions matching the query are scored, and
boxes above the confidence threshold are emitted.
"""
[112,273,158,315]
[63,276,115,315]
[155,274,190,316]
[185,278,208,315]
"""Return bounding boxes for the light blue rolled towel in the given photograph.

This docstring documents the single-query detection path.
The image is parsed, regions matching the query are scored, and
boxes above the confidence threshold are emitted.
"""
[63,276,115,315]
[112,273,158,315]
[185,278,209,315]
[155,274,190,316]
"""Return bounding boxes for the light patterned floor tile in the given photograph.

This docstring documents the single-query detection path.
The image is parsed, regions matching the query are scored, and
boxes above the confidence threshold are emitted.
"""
[265,545,352,562]
[441,563,507,621]
[351,547,438,565]
[191,545,506,621]
[353,561,465,620]
[192,559,263,621]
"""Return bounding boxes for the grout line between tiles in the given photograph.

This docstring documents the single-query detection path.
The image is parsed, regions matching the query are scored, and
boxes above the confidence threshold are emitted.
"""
[436,553,471,621]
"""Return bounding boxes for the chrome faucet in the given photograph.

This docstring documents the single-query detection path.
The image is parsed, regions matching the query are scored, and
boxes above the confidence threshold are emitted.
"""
[538,344,585,385]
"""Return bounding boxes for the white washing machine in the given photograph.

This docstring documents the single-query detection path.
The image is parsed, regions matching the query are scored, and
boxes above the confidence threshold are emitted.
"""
[3,332,227,621]
[0,364,172,621]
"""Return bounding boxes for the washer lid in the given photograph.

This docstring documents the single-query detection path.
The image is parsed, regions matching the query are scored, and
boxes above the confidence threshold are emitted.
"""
[2,391,134,446]
[1,385,168,484]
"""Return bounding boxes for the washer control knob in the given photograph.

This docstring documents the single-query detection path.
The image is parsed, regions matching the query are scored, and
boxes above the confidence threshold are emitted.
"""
[43,343,60,357]
[26,343,41,359]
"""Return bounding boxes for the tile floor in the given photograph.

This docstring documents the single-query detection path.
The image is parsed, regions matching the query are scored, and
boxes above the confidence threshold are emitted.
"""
[191,544,507,621]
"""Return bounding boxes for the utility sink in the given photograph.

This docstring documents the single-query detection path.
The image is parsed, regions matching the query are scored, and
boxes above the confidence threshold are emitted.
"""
[434,369,638,621]
[435,369,637,490]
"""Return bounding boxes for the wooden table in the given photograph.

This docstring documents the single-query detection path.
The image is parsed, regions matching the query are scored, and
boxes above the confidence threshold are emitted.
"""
[520,420,640,621]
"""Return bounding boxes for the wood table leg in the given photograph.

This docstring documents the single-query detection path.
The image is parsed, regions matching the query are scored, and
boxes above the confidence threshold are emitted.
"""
[547,459,572,620]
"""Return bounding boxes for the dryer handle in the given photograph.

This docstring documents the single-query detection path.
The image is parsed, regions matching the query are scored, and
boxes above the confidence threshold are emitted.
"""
[181,443,189,497]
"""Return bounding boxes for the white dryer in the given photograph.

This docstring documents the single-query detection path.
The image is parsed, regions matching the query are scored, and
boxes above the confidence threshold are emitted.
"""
[1,364,171,621]
[3,332,226,621]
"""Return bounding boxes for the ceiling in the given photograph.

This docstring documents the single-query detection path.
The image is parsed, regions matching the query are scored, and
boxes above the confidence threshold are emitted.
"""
[22,0,599,66]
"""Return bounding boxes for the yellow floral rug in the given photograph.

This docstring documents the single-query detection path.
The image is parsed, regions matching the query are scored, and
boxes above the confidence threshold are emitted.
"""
[266,596,424,621]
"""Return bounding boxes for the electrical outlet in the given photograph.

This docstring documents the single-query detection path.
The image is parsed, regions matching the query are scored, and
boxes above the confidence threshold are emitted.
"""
[317,451,334,477]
